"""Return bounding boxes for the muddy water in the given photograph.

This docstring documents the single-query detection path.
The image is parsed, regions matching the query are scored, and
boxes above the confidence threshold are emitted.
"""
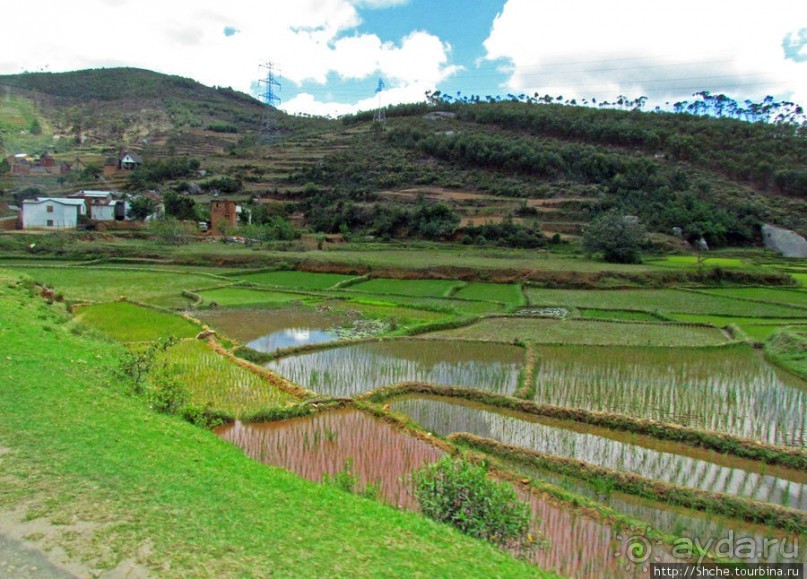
[508,462,803,564]
[216,408,674,577]
[533,345,807,447]
[266,340,524,397]
[389,395,807,509]
[215,409,441,509]
[198,308,346,352]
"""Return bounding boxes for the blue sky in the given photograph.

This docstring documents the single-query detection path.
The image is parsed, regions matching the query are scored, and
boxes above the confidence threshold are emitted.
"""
[2,0,806,117]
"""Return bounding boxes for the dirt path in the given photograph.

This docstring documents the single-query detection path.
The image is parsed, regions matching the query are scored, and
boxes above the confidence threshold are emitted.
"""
[0,533,76,578]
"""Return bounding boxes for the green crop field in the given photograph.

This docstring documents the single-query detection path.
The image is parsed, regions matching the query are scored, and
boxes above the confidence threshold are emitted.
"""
[578,308,660,322]
[525,287,804,317]
[349,278,463,298]
[4,266,221,308]
[647,256,751,269]
[233,270,359,290]
[195,287,313,308]
[75,301,201,342]
[425,317,728,346]
[453,282,524,305]
[698,288,807,309]
[159,340,294,415]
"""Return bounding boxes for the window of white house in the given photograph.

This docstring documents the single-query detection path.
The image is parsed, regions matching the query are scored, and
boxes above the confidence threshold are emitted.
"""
[46,220,54,227]
[46,205,54,213]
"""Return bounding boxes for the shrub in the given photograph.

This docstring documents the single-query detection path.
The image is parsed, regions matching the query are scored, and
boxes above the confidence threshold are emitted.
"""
[411,456,533,553]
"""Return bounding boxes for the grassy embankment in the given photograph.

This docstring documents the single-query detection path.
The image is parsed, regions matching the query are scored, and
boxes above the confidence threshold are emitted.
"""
[0,271,547,577]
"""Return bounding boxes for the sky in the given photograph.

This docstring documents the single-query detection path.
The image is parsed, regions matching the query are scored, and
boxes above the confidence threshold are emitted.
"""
[2,0,806,118]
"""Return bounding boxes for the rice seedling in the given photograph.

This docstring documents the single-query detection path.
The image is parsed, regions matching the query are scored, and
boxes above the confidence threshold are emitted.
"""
[158,340,294,416]
[233,270,359,290]
[348,278,464,298]
[196,287,312,308]
[532,345,807,447]
[267,341,524,397]
[453,282,524,305]
[75,301,200,342]
[425,318,728,346]
[697,288,807,309]
[217,409,666,577]
[506,461,800,563]
[390,396,806,509]
[525,288,803,318]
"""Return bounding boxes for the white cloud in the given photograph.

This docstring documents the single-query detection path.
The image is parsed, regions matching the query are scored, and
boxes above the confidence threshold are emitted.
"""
[0,0,455,114]
[483,0,807,107]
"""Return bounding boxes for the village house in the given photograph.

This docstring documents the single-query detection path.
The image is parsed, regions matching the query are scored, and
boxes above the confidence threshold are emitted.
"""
[68,190,128,221]
[22,198,86,230]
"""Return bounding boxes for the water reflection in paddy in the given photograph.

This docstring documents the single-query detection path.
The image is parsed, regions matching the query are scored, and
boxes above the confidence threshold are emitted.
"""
[216,408,673,577]
[389,395,806,509]
[266,340,524,397]
[508,462,802,564]
[198,307,346,352]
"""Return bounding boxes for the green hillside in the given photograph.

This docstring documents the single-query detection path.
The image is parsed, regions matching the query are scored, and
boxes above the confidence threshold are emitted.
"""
[1,67,806,247]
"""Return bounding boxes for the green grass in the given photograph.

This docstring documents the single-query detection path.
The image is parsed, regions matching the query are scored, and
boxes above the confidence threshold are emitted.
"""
[578,309,660,322]
[647,256,750,269]
[196,287,313,308]
[4,266,220,308]
[765,328,807,381]
[426,318,728,346]
[698,287,807,309]
[453,282,524,305]
[350,278,464,298]
[665,313,807,341]
[234,270,359,290]
[75,301,201,342]
[792,273,807,287]
[0,271,544,577]
[525,287,803,317]
[159,340,294,416]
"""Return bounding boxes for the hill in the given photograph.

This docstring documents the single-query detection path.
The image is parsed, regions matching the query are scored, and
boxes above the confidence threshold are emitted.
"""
[1,67,806,247]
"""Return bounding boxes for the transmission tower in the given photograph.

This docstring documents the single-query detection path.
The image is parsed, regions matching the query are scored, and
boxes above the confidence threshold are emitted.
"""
[258,62,282,146]
[373,78,386,124]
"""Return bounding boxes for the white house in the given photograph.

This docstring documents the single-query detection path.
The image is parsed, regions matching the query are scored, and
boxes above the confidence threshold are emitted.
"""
[68,190,128,221]
[22,198,87,230]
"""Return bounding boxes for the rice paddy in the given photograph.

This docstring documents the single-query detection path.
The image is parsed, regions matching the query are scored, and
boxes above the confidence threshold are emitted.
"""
[159,339,295,415]
[267,340,524,397]
[532,345,807,446]
[215,409,442,509]
[452,282,523,305]
[75,301,200,342]
[525,288,805,318]
[349,278,463,298]
[509,462,801,563]
[195,287,313,308]
[424,317,728,346]
[216,408,673,577]
[698,288,807,309]
[389,396,807,508]
[232,270,359,290]
[198,307,351,352]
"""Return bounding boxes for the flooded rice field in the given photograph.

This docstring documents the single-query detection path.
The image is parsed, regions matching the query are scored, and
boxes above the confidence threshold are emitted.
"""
[508,462,803,564]
[266,340,524,397]
[389,395,807,509]
[198,307,349,352]
[533,345,807,447]
[215,409,441,509]
[216,408,674,577]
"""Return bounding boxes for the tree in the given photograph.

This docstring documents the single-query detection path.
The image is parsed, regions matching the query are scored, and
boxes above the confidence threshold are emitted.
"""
[582,211,645,263]
[163,190,197,221]
[127,196,159,220]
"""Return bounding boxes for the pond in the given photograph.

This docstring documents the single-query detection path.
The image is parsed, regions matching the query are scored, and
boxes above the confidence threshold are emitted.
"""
[533,345,807,447]
[389,395,807,509]
[266,340,524,397]
[216,408,674,577]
